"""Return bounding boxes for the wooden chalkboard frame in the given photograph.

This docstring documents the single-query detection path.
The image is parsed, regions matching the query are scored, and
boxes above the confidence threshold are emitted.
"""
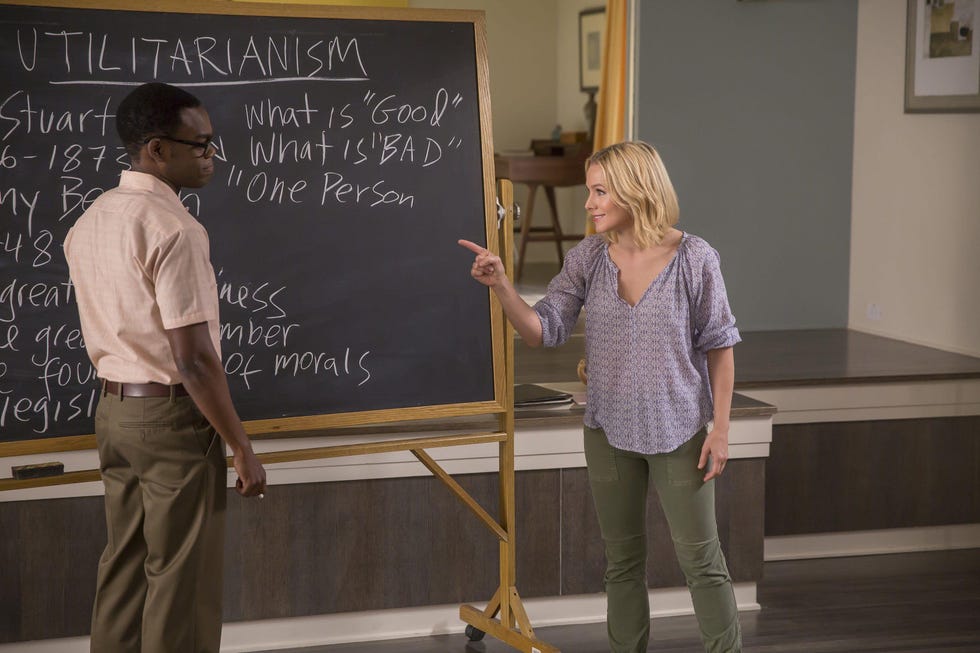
[0,0,507,456]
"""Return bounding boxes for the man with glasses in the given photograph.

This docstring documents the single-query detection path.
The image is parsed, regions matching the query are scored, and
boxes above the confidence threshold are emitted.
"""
[146,133,218,157]
[64,82,266,653]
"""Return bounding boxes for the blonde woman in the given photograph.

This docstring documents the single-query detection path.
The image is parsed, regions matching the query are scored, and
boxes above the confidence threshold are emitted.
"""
[460,140,742,652]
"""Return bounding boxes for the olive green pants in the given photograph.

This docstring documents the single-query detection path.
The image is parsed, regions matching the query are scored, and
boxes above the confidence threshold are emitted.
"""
[584,426,741,653]
[90,392,226,653]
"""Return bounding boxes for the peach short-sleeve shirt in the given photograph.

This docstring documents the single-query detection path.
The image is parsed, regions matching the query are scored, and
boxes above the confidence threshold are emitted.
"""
[64,171,221,384]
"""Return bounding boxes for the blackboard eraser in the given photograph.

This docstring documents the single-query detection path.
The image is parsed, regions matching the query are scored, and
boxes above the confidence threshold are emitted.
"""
[12,462,65,480]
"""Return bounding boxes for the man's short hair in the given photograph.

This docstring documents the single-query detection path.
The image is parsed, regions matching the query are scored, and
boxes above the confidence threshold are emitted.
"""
[116,82,202,157]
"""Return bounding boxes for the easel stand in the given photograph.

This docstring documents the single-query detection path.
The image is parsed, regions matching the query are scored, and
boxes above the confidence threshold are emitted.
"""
[457,179,559,653]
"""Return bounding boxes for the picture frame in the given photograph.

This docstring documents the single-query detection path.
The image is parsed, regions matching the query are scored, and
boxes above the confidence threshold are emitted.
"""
[579,6,605,93]
[905,0,980,112]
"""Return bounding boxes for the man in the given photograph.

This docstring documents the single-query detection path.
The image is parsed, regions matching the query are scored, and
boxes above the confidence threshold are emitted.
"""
[64,82,266,653]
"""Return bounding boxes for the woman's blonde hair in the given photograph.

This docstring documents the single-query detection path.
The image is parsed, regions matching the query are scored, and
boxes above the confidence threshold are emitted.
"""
[585,141,679,248]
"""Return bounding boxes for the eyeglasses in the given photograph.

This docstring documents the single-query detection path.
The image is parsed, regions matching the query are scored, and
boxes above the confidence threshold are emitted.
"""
[144,135,218,158]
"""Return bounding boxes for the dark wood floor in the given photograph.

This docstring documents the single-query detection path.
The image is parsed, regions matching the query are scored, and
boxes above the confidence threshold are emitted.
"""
[268,548,980,653]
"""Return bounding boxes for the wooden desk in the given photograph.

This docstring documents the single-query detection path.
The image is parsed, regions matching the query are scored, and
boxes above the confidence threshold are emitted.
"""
[495,153,587,280]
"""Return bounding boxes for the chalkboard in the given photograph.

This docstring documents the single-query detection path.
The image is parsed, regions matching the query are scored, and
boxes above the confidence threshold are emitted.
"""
[0,0,503,451]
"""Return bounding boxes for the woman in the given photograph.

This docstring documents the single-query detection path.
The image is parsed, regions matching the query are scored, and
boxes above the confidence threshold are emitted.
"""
[459,141,742,652]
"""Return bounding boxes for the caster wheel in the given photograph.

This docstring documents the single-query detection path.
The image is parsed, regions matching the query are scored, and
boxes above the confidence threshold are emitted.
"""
[465,624,486,641]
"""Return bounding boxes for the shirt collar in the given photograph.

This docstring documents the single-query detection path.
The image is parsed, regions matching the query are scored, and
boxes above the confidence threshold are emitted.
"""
[119,170,186,210]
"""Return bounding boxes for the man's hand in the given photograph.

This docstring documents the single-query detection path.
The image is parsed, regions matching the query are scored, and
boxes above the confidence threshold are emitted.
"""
[233,447,266,497]
[166,322,267,499]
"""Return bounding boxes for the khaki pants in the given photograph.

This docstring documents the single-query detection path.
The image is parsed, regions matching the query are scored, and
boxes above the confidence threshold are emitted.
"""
[584,426,742,653]
[90,392,226,653]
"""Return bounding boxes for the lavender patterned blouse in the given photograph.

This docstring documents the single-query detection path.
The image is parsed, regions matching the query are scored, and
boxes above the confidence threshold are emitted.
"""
[533,233,740,455]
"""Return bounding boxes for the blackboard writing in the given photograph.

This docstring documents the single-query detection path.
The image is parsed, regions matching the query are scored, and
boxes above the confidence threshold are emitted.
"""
[0,3,496,445]
[13,31,369,82]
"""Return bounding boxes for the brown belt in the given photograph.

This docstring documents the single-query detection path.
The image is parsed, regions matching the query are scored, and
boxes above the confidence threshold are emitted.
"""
[102,380,188,398]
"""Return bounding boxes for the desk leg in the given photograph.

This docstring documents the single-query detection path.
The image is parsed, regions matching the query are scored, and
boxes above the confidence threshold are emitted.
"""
[543,186,564,268]
[515,183,538,282]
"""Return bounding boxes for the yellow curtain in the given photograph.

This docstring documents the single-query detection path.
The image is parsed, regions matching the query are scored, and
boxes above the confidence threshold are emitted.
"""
[232,0,407,5]
[586,0,628,235]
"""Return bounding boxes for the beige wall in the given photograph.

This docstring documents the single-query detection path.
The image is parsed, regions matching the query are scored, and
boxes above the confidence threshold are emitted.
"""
[410,0,603,263]
[849,0,980,355]
[409,0,558,152]
[553,0,607,251]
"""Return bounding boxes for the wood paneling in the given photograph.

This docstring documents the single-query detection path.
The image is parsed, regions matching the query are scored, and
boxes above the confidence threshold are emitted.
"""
[559,468,606,595]
[515,470,562,598]
[0,461,764,644]
[223,474,505,620]
[766,416,980,535]
[716,461,766,583]
[0,497,104,643]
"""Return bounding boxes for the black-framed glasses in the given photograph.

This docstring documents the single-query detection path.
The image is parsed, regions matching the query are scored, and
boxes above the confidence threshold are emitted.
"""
[144,135,217,158]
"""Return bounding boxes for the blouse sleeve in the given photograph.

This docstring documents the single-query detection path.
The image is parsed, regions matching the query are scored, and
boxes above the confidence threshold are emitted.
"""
[692,245,741,352]
[532,238,597,347]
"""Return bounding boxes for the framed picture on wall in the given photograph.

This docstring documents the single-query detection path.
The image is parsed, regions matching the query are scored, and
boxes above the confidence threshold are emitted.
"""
[579,7,605,93]
[905,0,980,112]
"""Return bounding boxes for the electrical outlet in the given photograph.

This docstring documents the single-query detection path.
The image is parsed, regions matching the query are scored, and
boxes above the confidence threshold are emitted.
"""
[866,303,882,321]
